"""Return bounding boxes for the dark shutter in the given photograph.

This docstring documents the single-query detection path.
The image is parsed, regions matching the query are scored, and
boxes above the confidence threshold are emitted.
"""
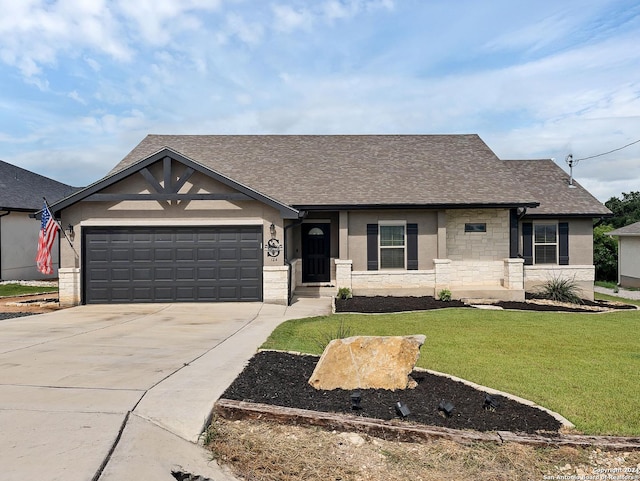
[407,223,418,270]
[522,222,533,265]
[366,224,378,271]
[558,222,569,265]
[509,209,519,258]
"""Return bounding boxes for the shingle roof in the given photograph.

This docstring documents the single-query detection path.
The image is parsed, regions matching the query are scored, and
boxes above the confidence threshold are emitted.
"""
[106,134,609,216]
[501,159,611,217]
[608,221,640,236]
[0,160,77,211]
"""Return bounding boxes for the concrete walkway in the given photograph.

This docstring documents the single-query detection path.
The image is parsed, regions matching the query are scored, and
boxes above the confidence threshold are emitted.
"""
[594,286,640,300]
[0,297,332,481]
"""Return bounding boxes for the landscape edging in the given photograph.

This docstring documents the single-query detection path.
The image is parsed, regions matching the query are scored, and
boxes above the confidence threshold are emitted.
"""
[214,398,640,451]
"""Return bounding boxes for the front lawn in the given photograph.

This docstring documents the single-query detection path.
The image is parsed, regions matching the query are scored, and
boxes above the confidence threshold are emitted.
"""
[0,283,58,297]
[262,306,640,436]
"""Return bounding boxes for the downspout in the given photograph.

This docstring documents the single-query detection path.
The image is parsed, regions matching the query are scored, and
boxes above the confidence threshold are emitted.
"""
[284,211,307,305]
[0,210,11,280]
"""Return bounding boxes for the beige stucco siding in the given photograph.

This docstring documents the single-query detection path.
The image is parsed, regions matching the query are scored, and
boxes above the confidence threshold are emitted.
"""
[567,218,594,265]
[59,170,285,270]
[347,210,438,271]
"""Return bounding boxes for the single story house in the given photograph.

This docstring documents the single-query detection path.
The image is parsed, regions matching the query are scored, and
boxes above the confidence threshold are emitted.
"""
[607,221,640,288]
[0,160,76,280]
[48,134,611,306]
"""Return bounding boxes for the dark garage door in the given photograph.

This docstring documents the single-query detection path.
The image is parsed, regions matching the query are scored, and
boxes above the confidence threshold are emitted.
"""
[83,226,263,303]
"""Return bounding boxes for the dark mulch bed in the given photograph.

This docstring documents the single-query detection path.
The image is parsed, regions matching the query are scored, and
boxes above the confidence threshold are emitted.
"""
[222,350,562,434]
[0,312,36,321]
[335,295,634,313]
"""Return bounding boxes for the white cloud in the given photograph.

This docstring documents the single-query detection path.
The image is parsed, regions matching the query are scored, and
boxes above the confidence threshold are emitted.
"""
[271,4,313,32]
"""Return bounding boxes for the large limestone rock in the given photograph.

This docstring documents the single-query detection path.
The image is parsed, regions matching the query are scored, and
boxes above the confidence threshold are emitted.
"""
[308,335,426,391]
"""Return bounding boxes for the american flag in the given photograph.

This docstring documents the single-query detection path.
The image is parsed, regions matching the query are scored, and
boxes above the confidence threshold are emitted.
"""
[36,202,60,275]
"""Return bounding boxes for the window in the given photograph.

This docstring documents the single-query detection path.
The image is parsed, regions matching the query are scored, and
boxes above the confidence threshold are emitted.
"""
[465,223,486,233]
[534,224,557,264]
[379,223,405,269]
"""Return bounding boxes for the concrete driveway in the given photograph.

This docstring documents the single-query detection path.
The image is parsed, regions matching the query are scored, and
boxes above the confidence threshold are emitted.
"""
[0,298,332,481]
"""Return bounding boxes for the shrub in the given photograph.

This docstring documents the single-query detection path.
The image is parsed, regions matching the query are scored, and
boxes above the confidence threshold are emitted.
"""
[336,287,352,299]
[438,289,452,302]
[313,320,353,351]
[536,276,583,304]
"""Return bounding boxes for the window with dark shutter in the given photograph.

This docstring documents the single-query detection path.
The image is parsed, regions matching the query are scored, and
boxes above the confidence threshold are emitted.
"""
[522,222,533,265]
[558,222,569,265]
[407,223,418,270]
[366,224,378,270]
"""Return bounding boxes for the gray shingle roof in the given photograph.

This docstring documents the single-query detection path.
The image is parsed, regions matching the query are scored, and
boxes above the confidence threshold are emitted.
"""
[0,160,77,211]
[501,159,611,217]
[106,134,609,216]
[608,221,640,236]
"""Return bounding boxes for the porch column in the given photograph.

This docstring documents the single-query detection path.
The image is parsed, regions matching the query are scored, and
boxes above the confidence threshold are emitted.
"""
[503,258,524,290]
[58,267,81,306]
[263,266,289,305]
[335,259,353,291]
[434,259,451,293]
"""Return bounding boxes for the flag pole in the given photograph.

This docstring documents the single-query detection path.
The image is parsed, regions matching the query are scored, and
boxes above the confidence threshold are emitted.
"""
[42,197,77,255]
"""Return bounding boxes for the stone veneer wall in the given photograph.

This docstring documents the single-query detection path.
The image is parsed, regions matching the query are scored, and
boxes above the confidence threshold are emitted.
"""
[449,260,504,286]
[263,266,289,304]
[58,267,81,306]
[524,265,595,300]
[446,209,510,261]
[351,270,436,296]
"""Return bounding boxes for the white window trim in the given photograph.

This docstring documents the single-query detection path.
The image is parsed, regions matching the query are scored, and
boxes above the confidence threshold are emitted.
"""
[533,222,558,265]
[378,221,407,270]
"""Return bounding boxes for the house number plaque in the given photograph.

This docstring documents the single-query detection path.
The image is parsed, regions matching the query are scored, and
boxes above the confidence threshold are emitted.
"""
[266,238,281,258]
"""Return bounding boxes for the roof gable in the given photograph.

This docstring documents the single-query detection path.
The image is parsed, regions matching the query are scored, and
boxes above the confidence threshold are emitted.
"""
[113,134,542,208]
[109,134,606,215]
[50,148,300,219]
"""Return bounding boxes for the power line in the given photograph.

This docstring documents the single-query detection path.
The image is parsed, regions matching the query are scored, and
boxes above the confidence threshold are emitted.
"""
[574,138,640,161]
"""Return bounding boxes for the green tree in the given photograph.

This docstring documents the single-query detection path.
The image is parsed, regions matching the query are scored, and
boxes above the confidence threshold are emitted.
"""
[593,224,618,281]
[605,191,640,228]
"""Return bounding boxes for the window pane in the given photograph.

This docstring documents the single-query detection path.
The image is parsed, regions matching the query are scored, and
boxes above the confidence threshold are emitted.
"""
[380,248,405,268]
[534,224,556,243]
[380,225,405,246]
[535,245,557,264]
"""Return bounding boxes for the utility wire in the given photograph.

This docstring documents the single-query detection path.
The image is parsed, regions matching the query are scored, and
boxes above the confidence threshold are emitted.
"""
[574,138,640,161]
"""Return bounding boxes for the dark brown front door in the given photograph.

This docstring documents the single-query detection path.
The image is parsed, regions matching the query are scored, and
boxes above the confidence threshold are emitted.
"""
[302,223,330,283]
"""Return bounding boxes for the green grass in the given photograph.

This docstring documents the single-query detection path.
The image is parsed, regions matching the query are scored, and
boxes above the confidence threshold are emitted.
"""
[595,291,640,307]
[0,283,58,297]
[262,307,640,436]
[595,280,619,290]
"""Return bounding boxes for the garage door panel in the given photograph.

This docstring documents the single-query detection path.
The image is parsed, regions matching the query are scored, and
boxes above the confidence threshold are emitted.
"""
[176,268,196,280]
[84,226,262,303]
[154,267,174,280]
[132,267,152,281]
[111,268,131,281]
[219,247,238,260]
[154,248,174,261]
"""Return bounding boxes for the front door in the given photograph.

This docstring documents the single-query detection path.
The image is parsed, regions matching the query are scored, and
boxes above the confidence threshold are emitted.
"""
[302,223,330,283]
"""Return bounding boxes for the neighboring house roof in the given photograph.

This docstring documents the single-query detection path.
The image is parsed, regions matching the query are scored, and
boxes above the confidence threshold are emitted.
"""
[0,160,77,212]
[501,159,611,217]
[608,221,640,236]
[51,134,611,217]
